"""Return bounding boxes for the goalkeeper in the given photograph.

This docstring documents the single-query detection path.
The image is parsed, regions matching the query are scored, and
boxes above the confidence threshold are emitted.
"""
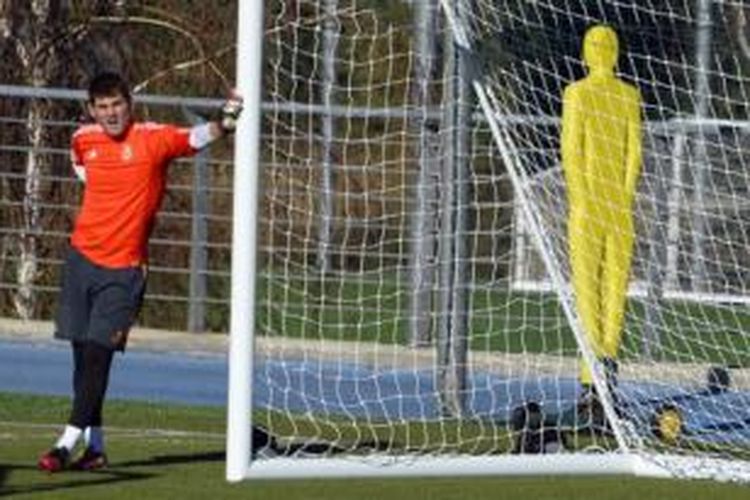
[560,25,642,401]
[37,71,243,473]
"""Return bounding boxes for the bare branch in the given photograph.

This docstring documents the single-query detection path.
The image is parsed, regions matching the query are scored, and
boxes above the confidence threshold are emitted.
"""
[139,4,193,32]
[736,5,750,61]
[80,14,235,92]
[90,15,204,57]
[131,45,235,93]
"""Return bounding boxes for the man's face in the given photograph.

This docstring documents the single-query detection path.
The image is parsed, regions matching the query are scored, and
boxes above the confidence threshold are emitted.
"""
[88,93,132,138]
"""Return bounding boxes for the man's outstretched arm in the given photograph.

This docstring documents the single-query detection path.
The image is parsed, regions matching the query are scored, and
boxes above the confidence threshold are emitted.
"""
[189,93,243,149]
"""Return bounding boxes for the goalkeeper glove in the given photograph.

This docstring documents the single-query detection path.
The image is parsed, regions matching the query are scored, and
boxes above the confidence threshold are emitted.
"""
[220,93,243,133]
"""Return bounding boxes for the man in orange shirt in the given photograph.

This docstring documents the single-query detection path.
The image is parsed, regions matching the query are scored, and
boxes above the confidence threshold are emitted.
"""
[38,72,242,472]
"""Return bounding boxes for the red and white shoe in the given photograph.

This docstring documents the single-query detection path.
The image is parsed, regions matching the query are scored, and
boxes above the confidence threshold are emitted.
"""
[37,447,70,473]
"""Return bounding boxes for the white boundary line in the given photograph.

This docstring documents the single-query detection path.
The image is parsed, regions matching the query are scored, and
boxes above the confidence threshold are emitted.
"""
[0,420,225,440]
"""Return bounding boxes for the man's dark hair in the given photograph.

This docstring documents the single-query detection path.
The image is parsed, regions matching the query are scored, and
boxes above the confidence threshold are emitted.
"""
[88,72,131,103]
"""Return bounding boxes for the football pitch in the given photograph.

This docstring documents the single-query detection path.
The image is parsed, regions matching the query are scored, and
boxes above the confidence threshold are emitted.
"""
[1,392,748,500]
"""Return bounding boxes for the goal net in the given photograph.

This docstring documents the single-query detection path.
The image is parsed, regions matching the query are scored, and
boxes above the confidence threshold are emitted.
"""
[228,0,750,481]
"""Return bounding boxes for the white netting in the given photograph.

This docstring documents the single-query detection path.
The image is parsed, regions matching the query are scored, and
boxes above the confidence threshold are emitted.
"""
[443,0,750,481]
[243,0,750,481]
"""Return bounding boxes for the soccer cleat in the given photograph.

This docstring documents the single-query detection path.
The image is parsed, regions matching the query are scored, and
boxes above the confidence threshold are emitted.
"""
[37,447,70,473]
[602,357,619,392]
[71,447,108,471]
[576,385,606,430]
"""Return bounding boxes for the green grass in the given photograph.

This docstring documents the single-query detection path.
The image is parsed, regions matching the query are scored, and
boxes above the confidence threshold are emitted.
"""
[2,392,749,499]
[257,273,750,367]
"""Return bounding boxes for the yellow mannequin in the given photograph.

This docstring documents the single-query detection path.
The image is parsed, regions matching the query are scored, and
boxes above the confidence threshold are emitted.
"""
[561,25,642,386]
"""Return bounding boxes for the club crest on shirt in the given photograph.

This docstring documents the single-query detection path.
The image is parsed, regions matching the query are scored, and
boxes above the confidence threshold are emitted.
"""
[85,149,98,161]
[121,144,134,161]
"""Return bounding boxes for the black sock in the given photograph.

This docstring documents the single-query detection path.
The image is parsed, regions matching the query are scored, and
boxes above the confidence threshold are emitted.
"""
[69,341,114,429]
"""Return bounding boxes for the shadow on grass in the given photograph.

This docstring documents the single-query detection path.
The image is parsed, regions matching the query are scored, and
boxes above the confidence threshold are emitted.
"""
[114,437,394,470]
[0,463,152,498]
[116,425,385,467]
[117,451,225,468]
[0,438,398,497]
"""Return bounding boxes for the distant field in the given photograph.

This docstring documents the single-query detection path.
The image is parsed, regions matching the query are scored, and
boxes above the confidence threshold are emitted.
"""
[2,392,749,500]
[258,276,750,367]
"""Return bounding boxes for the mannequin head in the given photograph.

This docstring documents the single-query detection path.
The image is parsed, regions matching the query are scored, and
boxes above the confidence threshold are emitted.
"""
[582,25,619,74]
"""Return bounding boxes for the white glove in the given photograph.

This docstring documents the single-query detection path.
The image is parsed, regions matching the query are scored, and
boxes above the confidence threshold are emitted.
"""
[220,93,243,132]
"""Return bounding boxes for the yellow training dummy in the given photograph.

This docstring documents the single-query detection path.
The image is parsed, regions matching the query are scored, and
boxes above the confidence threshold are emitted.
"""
[560,25,642,388]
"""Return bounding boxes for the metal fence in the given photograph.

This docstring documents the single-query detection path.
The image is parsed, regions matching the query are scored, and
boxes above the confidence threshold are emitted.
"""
[0,83,505,335]
[6,82,749,342]
[0,85,234,332]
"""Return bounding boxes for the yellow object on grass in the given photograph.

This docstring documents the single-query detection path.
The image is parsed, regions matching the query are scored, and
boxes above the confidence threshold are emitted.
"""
[560,25,642,385]
[654,405,684,444]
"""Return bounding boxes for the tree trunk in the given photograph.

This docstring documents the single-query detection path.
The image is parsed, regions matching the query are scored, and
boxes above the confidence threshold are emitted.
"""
[0,1,72,319]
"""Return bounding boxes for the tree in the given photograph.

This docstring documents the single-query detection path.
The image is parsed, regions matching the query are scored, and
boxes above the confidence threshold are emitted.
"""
[0,0,141,319]
[0,0,237,324]
[0,0,77,319]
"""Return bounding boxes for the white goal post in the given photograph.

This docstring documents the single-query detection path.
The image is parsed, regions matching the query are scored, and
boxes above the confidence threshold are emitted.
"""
[226,0,264,482]
[227,0,750,482]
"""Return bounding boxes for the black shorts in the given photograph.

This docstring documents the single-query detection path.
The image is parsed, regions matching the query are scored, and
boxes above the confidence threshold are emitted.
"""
[54,247,146,351]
